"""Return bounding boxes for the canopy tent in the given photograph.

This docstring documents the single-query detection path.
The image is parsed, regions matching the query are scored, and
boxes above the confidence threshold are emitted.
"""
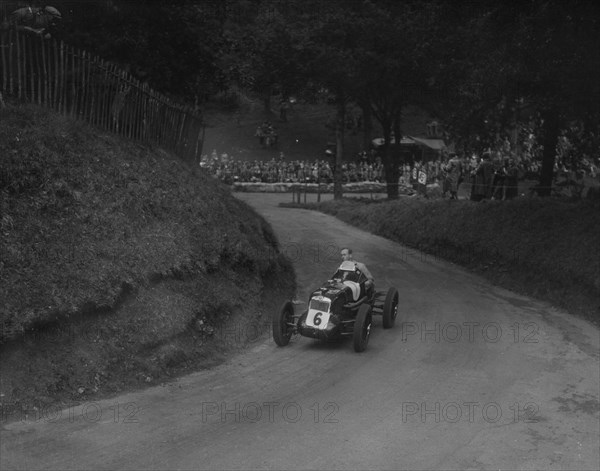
[372,136,446,150]
[408,136,446,151]
[372,135,448,163]
[371,136,417,147]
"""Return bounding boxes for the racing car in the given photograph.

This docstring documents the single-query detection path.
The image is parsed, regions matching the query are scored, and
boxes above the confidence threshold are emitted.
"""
[272,260,399,352]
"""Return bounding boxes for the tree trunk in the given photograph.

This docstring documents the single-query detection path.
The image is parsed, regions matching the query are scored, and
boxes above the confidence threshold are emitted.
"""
[538,108,560,197]
[333,96,345,200]
[384,154,399,199]
[360,101,373,151]
[388,114,402,199]
[380,120,399,199]
[263,89,271,114]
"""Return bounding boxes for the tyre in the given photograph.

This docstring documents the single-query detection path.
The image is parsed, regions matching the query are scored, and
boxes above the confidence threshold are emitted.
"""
[382,287,399,329]
[353,304,372,352]
[273,301,294,346]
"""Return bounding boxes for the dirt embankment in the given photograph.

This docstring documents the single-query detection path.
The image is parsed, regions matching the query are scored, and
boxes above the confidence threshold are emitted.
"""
[0,103,295,413]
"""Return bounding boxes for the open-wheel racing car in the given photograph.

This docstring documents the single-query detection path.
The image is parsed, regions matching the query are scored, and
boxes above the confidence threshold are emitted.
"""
[273,261,399,352]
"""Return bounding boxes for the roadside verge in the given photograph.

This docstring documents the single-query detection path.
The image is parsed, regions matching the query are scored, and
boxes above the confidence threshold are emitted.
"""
[290,197,600,326]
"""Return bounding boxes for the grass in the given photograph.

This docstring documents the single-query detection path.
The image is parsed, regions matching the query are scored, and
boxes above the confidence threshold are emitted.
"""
[0,102,296,412]
[202,97,373,162]
[309,197,600,325]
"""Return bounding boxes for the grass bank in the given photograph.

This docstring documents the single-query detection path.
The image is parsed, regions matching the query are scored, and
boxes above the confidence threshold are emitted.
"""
[300,197,600,325]
[0,103,295,413]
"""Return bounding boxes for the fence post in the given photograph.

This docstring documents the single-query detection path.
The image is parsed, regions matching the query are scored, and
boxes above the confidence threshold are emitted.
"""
[59,39,64,111]
[40,33,48,106]
[68,43,75,116]
[1,30,206,164]
[317,178,321,203]
[26,33,33,103]
[1,30,7,93]
[15,27,22,98]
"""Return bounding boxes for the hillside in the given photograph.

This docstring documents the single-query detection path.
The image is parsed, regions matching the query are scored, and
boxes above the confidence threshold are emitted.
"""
[202,98,357,162]
[0,102,295,411]
[201,97,435,163]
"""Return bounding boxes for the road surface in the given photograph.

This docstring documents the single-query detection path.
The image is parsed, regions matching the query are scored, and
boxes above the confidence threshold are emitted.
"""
[1,193,598,470]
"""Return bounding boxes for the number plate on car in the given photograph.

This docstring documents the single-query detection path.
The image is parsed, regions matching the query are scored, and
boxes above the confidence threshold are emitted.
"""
[306,309,331,330]
[306,296,331,330]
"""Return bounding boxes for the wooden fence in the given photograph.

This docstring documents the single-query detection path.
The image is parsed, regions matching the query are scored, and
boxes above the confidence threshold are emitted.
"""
[0,28,204,162]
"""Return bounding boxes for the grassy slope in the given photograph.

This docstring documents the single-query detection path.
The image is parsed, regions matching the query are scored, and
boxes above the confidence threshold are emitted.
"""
[202,99,374,161]
[0,103,295,410]
[202,99,435,163]
[311,197,600,325]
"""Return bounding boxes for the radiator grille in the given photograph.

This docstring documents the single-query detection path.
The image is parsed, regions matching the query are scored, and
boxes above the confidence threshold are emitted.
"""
[309,298,330,312]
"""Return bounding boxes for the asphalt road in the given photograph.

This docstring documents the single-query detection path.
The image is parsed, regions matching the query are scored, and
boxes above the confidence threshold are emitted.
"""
[1,193,599,470]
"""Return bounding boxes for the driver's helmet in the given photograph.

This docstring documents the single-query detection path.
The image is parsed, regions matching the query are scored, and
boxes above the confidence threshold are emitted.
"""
[335,261,361,283]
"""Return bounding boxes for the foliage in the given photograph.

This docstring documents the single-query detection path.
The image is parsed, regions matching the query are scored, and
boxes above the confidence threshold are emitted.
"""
[428,0,600,190]
[49,0,229,101]
[3,0,599,196]
[221,0,306,105]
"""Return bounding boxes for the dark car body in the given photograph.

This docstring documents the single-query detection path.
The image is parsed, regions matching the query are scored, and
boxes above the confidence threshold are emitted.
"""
[273,261,398,352]
[297,276,374,341]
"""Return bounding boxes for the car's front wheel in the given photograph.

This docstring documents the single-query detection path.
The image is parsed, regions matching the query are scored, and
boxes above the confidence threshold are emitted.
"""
[273,301,295,346]
[382,287,399,329]
[353,304,372,352]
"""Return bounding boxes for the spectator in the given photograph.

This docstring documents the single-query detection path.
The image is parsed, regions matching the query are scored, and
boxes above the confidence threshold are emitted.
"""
[444,153,463,200]
[411,162,420,191]
[1,5,62,38]
[478,152,495,200]
[255,124,266,146]
[470,155,483,201]
[490,156,505,200]
[264,122,277,147]
[417,162,428,197]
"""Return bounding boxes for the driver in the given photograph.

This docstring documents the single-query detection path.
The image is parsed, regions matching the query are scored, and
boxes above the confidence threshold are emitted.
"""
[340,247,374,288]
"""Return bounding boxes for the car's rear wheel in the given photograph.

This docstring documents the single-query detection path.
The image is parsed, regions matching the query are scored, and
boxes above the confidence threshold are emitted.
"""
[382,287,399,329]
[273,301,294,346]
[353,304,372,352]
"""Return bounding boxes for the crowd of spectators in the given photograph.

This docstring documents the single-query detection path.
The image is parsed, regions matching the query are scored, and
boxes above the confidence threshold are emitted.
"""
[406,153,599,200]
[200,148,599,199]
[200,151,385,184]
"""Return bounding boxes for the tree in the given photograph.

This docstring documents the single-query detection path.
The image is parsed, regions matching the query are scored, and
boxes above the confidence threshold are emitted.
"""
[429,0,600,196]
[354,1,438,199]
[508,0,600,195]
[290,0,365,199]
[51,0,228,101]
[222,1,307,113]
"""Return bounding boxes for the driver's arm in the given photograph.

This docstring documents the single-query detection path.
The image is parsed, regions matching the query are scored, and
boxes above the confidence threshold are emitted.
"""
[356,262,374,286]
